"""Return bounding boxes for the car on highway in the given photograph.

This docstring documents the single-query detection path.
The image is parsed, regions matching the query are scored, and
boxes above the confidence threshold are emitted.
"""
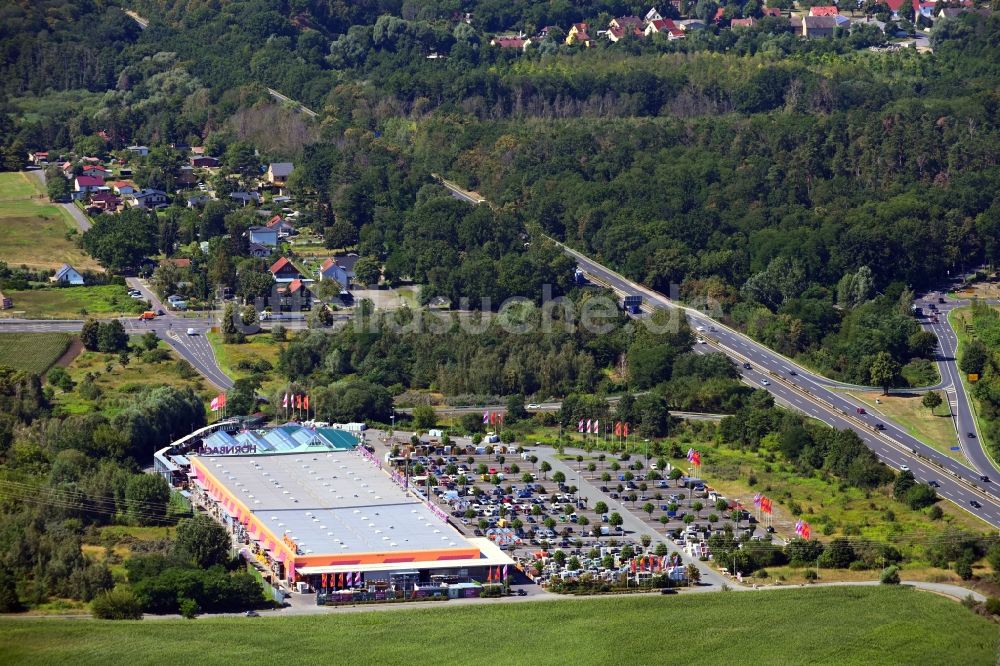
[899,465,909,472]
[244,610,259,617]
[938,297,946,304]
[968,432,977,438]
[788,369,797,376]
[527,403,540,409]
[743,362,752,370]
[696,326,706,332]
[970,500,983,509]
[874,423,885,431]
[695,336,705,344]
[760,379,770,386]
[928,480,940,488]
[980,475,991,483]
[186,328,197,336]
[856,407,866,415]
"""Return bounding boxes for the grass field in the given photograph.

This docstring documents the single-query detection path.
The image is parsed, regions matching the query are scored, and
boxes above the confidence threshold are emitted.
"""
[849,390,961,462]
[655,443,993,560]
[0,172,101,272]
[1,285,145,319]
[0,333,71,374]
[53,338,211,417]
[0,587,995,665]
[205,331,283,393]
[950,306,1000,468]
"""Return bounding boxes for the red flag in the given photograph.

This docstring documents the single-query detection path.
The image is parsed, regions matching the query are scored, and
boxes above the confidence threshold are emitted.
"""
[304,394,309,411]
[630,558,637,573]
[321,573,327,588]
[614,422,622,437]
[802,523,811,540]
[623,423,629,437]
[296,394,303,409]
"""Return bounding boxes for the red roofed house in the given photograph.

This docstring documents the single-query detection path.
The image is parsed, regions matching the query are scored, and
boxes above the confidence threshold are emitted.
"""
[491,36,531,50]
[566,23,593,46]
[644,18,686,39]
[731,17,757,27]
[73,175,105,200]
[269,257,301,283]
[762,7,782,16]
[87,191,121,213]
[190,156,220,168]
[160,258,192,269]
[111,180,137,195]
[266,214,296,237]
[713,7,726,23]
[809,5,839,15]
[82,164,111,178]
[278,279,312,310]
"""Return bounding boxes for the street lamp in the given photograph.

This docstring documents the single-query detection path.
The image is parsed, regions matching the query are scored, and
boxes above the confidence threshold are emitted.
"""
[390,409,395,435]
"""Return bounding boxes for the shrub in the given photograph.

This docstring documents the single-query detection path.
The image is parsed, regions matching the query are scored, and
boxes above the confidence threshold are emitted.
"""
[803,569,818,582]
[179,597,198,619]
[880,566,900,585]
[91,587,143,620]
[985,597,1000,616]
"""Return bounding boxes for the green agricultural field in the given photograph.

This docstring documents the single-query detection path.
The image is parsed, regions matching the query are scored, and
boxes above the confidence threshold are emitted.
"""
[1,285,146,319]
[0,333,71,374]
[0,172,101,272]
[0,587,995,665]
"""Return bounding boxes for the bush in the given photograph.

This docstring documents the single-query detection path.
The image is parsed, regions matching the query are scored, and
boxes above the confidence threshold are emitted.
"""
[179,597,199,619]
[803,569,818,582]
[928,505,943,520]
[880,566,900,585]
[91,587,143,620]
[985,597,1000,616]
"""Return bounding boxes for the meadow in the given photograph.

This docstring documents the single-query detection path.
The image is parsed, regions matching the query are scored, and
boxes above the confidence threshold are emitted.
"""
[0,333,71,374]
[1,285,145,319]
[0,587,995,665]
[0,172,100,272]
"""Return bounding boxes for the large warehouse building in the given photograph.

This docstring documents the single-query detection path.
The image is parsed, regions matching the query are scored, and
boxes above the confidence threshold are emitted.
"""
[185,425,512,598]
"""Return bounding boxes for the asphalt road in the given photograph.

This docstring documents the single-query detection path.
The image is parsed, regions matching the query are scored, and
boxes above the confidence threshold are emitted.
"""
[394,401,725,422]
[556,241,1000,529]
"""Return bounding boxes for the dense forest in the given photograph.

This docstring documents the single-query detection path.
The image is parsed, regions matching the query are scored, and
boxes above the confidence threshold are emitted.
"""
[2,2,1000,390]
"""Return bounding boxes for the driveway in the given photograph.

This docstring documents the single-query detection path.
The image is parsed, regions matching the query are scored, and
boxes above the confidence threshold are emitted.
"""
[25,168,91,231]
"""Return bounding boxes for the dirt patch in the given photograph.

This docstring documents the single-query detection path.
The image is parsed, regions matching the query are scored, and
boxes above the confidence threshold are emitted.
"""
[55,336,83,368]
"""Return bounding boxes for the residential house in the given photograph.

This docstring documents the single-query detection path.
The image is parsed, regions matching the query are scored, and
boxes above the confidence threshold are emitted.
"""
[731,17,756,28]
[160,258,192,269]
[537,25,559,39]
[269,257,301,283]
[808,5,839,15]
[491,36,532,49]
[247,242,273,258]
[127,145,150,157]
[762,7,783,16]
[88,191,121,213]
[677,19,706,31]
[318,257,354,289]
[176,165,197,187]
[51,264,85,285]
[645,18,686,38]
[127,189,169,209]
[190,156,220,168]
[644,7,663,23]
[190,146,205,156]
[803,15,838,37]
[110,180,137,195]
[915,0,936,19]
[231,191,261,206]
[60,161,75,178]
[566,23,593,46]
[266,163,294,187]
[266,214,296,238]
[28,151,49,166]
[609,16,643,31]
[73,175,104,200]
[82,164,111,179]
[277,279,312,310]
[248,226,279,247]
[186,194,212,208]
[789,15,803,33]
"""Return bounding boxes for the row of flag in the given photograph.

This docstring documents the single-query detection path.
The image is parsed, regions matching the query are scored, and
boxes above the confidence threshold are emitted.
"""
[752,493,774,515]
[630,553,682,573]
[209,393,226,412]
[283,393,309,410]
[486,565,509,582]
[576,419,633,435]
[795,520,812,540]
[483,411,505,425]
[686,448,702,467]
[321,572,362,589]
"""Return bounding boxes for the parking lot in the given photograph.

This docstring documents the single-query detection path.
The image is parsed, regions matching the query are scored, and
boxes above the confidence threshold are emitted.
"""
[363,430,762,589]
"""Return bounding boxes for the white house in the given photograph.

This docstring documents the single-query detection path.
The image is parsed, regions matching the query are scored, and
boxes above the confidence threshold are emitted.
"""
[127,145,150,157]
[51,264,85,285]
[127,189,169,209]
